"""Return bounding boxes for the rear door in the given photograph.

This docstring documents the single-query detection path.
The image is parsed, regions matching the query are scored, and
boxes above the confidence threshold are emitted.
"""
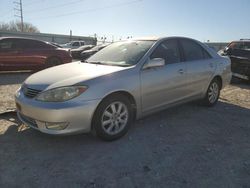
[0,38,20,71]
[140,39,187,113]
[179,39,216,97]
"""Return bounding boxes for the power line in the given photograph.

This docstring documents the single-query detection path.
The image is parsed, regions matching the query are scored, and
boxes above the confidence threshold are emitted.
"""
[13,0,24,31]
[26,0,143,20]
[25,0,85,14]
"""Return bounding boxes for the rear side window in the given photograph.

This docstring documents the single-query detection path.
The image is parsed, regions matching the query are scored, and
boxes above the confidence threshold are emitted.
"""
[80,41,85,46]
[15,39,50,49]
[0,39,14,49]
[150,39,180,64]
[181,39,211,61]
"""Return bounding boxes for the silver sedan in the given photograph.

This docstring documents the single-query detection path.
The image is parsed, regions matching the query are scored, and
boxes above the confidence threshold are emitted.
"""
[15,37,232,140]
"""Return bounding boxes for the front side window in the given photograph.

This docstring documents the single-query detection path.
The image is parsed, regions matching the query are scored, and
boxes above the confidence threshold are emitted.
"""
[72,42,79,47]
[150,39,180,64]
[181,39,209,61]
[87,40,155,66]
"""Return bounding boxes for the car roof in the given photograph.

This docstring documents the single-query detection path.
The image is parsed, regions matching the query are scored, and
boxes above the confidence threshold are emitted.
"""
[131,36,202,42]
[70,40,85,42]
[0,37,48,43]
[231,40,250,43]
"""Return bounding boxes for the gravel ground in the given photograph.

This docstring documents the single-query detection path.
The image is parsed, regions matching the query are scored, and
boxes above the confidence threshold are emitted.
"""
[0,73,250,188]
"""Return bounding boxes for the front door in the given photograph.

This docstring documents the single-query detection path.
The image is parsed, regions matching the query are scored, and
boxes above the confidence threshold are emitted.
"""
[140,39,187,113]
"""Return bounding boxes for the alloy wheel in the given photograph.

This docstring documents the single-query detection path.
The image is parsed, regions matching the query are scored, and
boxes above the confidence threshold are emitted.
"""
[208,82,219,104]
[101,101,129,135]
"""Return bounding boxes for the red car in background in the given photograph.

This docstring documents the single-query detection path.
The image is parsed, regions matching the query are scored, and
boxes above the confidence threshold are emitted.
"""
[0,37,72,71]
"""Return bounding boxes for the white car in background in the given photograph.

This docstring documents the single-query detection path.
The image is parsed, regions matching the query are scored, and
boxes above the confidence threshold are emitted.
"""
[61,41,85,49]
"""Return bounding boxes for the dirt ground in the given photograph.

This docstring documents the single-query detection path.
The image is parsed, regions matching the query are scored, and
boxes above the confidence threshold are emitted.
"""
[0,73,250,188]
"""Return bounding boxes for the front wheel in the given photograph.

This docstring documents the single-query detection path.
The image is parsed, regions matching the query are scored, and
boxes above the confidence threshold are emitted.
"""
[92,95,133,141]
[203,79,221,106]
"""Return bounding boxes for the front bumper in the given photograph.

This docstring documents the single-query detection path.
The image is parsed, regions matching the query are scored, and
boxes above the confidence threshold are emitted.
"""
[15,91,101,135]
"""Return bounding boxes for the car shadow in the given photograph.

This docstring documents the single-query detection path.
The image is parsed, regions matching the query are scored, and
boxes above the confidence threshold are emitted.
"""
[1,101,250,187]
[0,72,32,85]
[1,100,250,143]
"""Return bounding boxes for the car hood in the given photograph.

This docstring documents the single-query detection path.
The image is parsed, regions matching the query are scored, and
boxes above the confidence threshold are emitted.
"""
[82,49,97,54]
[25,62,128,90]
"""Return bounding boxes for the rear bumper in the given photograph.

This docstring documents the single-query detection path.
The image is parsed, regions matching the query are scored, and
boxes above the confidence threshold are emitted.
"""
[15,92,101,135]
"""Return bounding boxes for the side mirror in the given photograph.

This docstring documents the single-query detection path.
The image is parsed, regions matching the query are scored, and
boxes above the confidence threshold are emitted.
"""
[224,47,232,55]
[143,58,165,69]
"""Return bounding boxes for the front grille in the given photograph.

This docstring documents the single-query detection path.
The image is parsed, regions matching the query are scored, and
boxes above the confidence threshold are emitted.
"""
[19,113,38,128]
[22,85,42,98]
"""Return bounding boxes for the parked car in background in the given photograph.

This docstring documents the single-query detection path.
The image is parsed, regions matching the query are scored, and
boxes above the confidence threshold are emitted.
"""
[80,44,108,60]
[71,45,94,59]
[0,37,72,71]
[61,41,85,49]
[16,37,231,141]
[219,39,250,81]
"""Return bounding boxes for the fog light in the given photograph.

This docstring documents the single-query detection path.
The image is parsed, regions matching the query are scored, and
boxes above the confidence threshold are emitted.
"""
[45,122,68,130]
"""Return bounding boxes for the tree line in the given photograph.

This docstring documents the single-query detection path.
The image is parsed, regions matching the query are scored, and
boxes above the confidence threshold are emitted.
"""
[0,21,40,33]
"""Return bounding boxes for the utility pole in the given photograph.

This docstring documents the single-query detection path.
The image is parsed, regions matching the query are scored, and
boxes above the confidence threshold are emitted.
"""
[14,0,24,32]
[70,30,72,41]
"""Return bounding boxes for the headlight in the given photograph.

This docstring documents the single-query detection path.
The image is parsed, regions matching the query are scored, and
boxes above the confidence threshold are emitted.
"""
[15,87,21,98]
[36,86,87,102]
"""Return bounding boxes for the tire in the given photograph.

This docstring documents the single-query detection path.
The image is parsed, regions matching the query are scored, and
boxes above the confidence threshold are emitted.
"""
[203,78,221,107]
[92,94,133,141]
[45,57,62,68]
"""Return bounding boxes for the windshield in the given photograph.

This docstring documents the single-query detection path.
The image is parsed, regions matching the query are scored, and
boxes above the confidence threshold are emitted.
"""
[87,40,155,66]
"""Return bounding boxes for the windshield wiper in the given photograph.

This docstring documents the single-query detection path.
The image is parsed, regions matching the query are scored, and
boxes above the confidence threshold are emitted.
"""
[82,60,103,65]
[82,60,132,67]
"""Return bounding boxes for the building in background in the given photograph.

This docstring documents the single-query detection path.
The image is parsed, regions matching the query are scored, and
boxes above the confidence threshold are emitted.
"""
[205,42,228,52]
[0,30,97,45]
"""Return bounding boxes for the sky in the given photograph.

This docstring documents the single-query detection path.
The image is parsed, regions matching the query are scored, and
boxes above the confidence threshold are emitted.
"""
[0,0,250,42]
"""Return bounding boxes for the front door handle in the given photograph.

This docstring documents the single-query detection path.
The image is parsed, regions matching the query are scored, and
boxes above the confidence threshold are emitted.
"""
[178,69,184,74]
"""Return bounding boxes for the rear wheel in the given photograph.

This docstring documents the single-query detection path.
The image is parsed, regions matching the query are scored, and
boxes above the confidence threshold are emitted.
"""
[45,57,62,68]
[92,95,133,141]
[203,79,221,106]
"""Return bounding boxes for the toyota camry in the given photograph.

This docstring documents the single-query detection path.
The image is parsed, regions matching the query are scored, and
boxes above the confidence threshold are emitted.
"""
[15,37,232,141]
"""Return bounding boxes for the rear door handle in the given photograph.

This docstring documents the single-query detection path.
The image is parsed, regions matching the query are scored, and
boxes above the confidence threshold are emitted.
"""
[178,69,184,74]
